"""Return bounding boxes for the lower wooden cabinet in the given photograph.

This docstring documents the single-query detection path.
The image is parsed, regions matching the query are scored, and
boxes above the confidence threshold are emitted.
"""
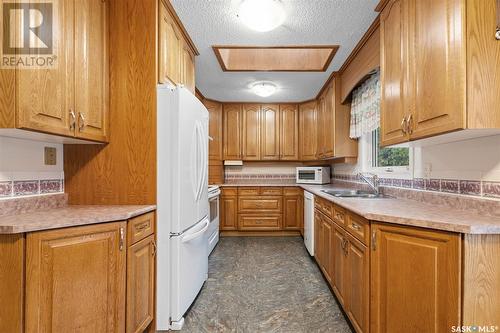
[370,222,461,333]
[220,186,303,234]
[127,234,156,333]
[314,210,333,284]
[26,222,127,332]
[2,212,156,333]
[220,188,238,231]
[331,221,347,307]
[345,233,369,333]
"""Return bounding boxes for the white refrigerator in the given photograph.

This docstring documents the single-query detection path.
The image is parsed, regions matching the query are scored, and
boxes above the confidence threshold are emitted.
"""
[157,85,209,330]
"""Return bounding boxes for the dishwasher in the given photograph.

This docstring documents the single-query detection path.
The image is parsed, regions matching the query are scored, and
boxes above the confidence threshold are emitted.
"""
[303,190,315,256]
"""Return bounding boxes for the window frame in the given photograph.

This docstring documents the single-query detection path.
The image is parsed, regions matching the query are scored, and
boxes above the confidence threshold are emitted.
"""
[359,129,413,178]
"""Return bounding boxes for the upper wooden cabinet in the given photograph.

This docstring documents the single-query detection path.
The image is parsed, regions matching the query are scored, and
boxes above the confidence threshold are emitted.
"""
[242,104,261,160]
[299,101,317,160]
[223,103,301,161]
[379,0,500,146]
[0,0,109,142]
[370,222,461,333]
[223,104,243,160]
[316,77,357,160]
[205,100,223,160]
[260,105,280,160]
[279,104,299,160]
[158,0,198,93]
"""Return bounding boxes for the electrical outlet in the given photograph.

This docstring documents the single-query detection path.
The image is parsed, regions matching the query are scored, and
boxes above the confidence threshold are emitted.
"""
[44,147,57,165]
[424,163,432,178]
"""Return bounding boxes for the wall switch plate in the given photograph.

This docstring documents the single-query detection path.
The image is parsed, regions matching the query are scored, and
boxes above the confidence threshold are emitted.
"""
[44,147,57,165]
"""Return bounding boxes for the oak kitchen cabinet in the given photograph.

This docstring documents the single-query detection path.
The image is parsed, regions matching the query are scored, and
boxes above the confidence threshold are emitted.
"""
[1,211,156,333]
[223,104,243,160]
[312,189,500,333]
[379,0,500,146]
[370,222,460,333]
[316,76,357,160]
[314,195,369,333]
[204,99,224,184]
[158,0,198,93]
[299,101,317,161]
[223,104,300,161]
[220,186,303,234]
[0,0,109,142]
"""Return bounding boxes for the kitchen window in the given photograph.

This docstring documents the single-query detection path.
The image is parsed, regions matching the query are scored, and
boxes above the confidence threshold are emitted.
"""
[363,127,412,176]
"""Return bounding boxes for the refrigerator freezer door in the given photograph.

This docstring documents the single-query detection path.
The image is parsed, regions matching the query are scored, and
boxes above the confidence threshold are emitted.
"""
[170,217,209,327]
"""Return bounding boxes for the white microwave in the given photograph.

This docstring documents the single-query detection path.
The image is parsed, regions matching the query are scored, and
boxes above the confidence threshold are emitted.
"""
[296,166,330,184]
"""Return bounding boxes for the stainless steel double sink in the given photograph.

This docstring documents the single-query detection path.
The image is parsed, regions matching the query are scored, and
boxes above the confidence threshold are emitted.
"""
[321,189,392,199]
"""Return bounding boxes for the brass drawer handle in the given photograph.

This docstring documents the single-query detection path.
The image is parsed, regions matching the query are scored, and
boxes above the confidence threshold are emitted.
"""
[78,112,86,131]
[351,223,361,231]
[152,240,157,257]
[135,221,150,232]
[401,117,407,134]
[69,109,76,130]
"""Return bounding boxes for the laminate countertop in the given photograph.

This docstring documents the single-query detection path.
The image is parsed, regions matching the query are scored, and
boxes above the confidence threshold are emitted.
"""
[300,184,500,235]
[0,205,156,234]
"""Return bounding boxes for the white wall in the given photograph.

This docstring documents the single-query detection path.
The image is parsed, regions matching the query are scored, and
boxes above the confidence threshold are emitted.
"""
[334,134,500,182]
[0,137,64,181]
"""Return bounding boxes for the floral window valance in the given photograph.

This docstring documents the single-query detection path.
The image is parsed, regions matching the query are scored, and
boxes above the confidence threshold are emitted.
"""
[349,70,380,139]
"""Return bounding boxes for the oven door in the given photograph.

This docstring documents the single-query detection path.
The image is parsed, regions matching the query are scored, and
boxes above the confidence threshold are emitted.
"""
[207,195,220,254]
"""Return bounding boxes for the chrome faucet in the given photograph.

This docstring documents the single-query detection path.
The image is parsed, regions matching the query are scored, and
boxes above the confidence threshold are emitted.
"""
[358,173,380,195]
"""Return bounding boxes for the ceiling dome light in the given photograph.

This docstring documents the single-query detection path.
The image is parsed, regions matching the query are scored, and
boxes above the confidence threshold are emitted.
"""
[238,0,285,32]
[251,82,277,97]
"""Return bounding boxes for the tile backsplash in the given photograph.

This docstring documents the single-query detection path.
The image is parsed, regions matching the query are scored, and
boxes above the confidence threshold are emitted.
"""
[0,137,64,199]
[332,174,500,199]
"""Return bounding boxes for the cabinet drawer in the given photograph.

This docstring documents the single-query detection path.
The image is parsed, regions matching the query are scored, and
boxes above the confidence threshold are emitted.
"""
[221,187,238,196]
[346,212,370,245]
[260,187,283,196]
[222,187,238,196]
[238,214,281,230]
[238,187,260,196]
[238,196,282,213]
[283,187,302,196]
[333,205,347,227]
[128,212,155,246]
[315,196,334,219]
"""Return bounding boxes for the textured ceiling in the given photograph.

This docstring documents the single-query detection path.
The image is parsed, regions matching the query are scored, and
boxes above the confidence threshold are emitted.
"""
[171,0,380,102]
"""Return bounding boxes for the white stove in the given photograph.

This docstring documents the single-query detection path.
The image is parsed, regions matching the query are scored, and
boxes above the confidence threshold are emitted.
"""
[207,185,221,254]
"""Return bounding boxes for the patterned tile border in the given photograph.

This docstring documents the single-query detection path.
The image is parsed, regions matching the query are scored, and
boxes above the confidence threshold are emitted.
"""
[225,173,296,180]
[331,174,493,198]
[0,179,64,199]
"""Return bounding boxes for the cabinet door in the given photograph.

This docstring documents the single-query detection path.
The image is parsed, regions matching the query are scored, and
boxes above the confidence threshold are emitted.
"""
[370,223,460,333]
[242,104,261,160]
[223,104,242,160]
[345,234,369,333]
[127,235,155,333]
[158,1,181,84]
[299,101,317,160]
[321,217,334,284]
[332,223,347,307]
[260,104,279,160]
[380,0,410,146]
[408,0,466,140]
[279,104,299,160]
[74,0,109,142]
[16,0,74,137]
[220,196,238,230]
[314,210,323,265]
[316,95,326,158]
[205,100,223,160]
[26,222,127,332]
[283,195,303,230]
[181,44,196,93]
[323,82,335,158]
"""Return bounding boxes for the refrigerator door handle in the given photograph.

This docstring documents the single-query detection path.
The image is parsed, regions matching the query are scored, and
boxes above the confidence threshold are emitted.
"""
[181,218,210,243]
[194,122,204,201]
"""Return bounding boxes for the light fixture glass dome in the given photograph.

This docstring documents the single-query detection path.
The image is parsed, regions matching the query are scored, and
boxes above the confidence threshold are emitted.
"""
[238,0,285,32]
[251,82,277,97]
